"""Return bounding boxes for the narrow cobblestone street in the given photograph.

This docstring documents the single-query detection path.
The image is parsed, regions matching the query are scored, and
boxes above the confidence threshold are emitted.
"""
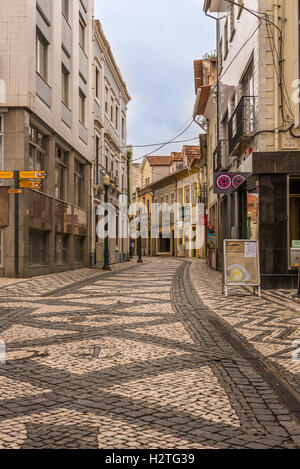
[0,258,300,449]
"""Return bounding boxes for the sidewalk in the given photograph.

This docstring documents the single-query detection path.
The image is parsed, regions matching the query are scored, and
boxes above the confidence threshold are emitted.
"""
[189,259,300,397]
[0,260,136,297]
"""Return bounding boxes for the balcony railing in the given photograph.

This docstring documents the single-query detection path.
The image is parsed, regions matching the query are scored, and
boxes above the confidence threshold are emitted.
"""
[228,96,257,155]
[198,183,208,204]
[213,140,229,171]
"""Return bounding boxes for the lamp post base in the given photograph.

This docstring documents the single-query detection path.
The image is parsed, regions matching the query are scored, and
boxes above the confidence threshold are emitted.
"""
[137,258,143,264]
[103,264,112,271]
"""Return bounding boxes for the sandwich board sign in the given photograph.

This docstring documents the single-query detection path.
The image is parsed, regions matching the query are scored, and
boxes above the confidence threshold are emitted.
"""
[223,240,261,298]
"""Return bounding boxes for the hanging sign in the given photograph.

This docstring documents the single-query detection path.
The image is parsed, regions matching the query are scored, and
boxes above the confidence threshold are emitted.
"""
[0,171,14,179]
[214,173,251,194]
[8,189,23,194]
[19,181,41,189]
[223,239,261,297]
[19,171,47,179]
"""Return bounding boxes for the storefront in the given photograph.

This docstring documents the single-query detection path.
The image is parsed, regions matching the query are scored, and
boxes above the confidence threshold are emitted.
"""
[238,151,300,288]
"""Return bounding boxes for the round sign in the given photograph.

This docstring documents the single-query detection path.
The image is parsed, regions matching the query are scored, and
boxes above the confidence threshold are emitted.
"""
[216,174,232,191]
[232,174,246,189]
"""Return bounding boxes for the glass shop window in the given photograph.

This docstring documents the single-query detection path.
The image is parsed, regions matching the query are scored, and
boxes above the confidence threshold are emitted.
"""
[290,177,300,268]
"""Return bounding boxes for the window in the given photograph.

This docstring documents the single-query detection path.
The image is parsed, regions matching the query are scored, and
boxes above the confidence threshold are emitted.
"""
[237,0,243,19]
[290,177,300,263]
[55,234,68,264]
[55,147,68,200]
[36,31,48,81]
[79,90,86,125]
[29,125,47,190]
[74,159,84,207]
[0,116,3,170]
[115,104,119,130]
[95,134,100,184]
[192,184,197,205]
[74,236,84,262]
[79,16,85,50]
[29,231,47,265]
[96,67,100,100]
[185,186,190,204]
[62,66,69,106]
[178,189,183,205]
[170,192,175,206]
[122,116,125,140]
[224,18,229,58]
[105,86,109,114]
[0,229,3,267]
[62,0,69,20]
[230,4,236,40]
[110,96,114,122]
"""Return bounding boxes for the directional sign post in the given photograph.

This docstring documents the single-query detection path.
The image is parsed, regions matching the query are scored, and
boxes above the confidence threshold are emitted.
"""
[14,170,20,278]
[8,189,24,194]
[19,171,47,179]
[0,169,47,278]
[0,171,14,179]
[20,181,41,189]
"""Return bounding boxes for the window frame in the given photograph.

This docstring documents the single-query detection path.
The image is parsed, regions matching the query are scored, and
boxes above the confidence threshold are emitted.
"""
[36,31,48,82]
[95,66,101,101]
[79,15,86,51]
[74,159,84,207]
[55,147,68,201]
[61,65,69,107]
[79,89,86,126]
[29,231,48,266]
[62,0,69,21]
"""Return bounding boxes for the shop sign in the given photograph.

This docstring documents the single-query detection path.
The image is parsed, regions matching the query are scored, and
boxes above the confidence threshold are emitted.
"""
[223,240,261,297]
[214,173,251,194]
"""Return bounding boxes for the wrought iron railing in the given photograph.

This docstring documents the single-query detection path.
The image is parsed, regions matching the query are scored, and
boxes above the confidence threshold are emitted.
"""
[213,140,229,171]
[228,96,257,155]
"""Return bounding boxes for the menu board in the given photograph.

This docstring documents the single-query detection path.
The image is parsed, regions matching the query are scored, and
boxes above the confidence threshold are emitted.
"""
[223,240,261,296]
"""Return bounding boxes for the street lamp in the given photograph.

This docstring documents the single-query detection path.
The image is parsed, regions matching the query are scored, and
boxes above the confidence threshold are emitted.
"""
[103,173,112,271]
[137,208,143,264]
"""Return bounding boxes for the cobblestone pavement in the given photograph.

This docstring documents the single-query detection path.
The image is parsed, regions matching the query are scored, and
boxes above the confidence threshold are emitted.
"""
[0,261,135,297]
[0,258,300,449]
[190,260,300,398]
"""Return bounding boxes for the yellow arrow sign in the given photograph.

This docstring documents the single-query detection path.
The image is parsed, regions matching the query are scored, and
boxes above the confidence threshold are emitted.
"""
[20,181,41,189]
[0,171,14,179]
[8,189,24,194]
[19,171,47,179]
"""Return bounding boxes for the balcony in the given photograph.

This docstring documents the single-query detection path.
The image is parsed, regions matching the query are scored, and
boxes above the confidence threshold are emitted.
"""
[228,96,257,156]
[213,140,229,171]
[198,183,208,204]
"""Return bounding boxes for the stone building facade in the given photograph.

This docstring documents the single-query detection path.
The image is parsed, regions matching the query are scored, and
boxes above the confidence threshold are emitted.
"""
[202,0,300,287]
[0,0,130,277]
[92,20,131,268]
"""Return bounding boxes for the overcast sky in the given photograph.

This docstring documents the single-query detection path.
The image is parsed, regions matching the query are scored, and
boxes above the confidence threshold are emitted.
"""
[95,0,215,160]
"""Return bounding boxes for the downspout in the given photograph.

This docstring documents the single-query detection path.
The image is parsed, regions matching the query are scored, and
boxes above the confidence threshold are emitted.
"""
[274,1,280,151]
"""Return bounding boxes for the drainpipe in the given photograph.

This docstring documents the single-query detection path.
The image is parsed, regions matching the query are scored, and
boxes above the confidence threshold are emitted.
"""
[274,1,280,152]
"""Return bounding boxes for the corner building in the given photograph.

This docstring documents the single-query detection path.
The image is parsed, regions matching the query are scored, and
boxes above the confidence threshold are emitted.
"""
[0,0,94,277]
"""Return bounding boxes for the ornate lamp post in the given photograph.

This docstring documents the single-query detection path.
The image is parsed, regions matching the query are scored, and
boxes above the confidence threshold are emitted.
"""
[103,173,112,271]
